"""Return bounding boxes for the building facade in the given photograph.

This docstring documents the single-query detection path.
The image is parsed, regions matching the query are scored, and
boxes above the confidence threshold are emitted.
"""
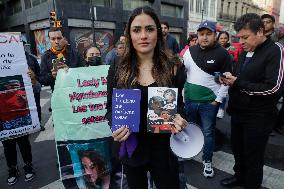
[188,0,218,33]
[217,0,265,34]
[0,0,188,59]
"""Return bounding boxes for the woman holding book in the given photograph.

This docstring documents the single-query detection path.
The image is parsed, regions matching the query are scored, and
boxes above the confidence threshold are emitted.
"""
[106,6,187,189]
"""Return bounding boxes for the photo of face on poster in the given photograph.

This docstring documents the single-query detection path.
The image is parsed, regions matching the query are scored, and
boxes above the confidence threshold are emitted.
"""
[56,139,111,189]
[147,87,178,133]
[0,75,32,131]
[79,150,110,189]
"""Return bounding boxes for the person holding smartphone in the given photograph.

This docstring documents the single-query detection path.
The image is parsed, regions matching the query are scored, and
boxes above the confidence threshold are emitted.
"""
[39,28,84,92]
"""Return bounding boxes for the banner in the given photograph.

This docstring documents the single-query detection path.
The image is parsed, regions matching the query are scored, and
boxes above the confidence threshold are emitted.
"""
[0,32,40,141]
[51,66,112,189]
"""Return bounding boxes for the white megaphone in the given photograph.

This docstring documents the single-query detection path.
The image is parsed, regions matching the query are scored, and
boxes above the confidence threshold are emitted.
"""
[170,122,204,160]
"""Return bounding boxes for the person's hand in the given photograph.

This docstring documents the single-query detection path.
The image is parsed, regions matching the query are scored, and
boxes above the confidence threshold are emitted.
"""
[211,101,219,106]
[173,114,188,133]
[51,68,57,78]
[112,126,130,142]
[27,68,36,85]
[220,72,237,86]
[51,63,69,78]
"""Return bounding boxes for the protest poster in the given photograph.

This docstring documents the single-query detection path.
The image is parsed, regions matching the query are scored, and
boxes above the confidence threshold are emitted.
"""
[0,32,40,141]
[112,89,141,132]
[51,66,112,189]
[147,87,178,133]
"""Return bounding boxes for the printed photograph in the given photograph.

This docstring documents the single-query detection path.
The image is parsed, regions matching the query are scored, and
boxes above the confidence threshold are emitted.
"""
[56,139,112,189]
[0,75,32,131]
[147,87,178,133]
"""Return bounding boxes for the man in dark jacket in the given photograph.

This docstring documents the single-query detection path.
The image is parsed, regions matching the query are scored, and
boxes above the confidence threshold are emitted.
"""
[261,14,284,45]
[161,21,180,55]
[221,13,284,189]
[261,14,284,134]
[25,52,44,131]
[39,28,84,91]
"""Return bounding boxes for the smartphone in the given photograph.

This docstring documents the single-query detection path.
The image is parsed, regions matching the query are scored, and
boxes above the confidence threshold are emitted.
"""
[52,59,59,71]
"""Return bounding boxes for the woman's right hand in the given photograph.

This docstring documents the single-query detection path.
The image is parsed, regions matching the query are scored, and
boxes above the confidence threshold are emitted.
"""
[112,126,130,142]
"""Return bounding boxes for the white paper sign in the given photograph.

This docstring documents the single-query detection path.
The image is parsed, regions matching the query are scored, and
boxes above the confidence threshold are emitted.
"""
[0,32,40,141]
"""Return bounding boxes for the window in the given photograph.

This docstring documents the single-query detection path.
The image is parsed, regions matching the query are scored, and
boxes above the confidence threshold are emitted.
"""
[24,0,48,9]
[210,0,215,17]
[32,0,40,7]
[196,0,202,13]
[91,0,113,8]
[161,3,183,18]
[227,2,230,15]
[203,0,209,15]
[9,0,22,14]
[234,2,238,19]
[24,0,31,9]
[123,0,150,11]
[220,0,224,18]
[189,0,194,13]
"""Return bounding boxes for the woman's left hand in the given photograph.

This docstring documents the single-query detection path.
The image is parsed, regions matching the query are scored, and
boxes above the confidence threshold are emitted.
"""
[173,114,188,133]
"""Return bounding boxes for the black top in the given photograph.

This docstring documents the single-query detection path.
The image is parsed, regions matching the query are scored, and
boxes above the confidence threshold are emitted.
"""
[166,34,180,54]
[228,38,284,114]
[189,43,232,76]
[105,60,186,166]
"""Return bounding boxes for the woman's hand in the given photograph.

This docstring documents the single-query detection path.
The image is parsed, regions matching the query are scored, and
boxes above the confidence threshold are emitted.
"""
[112,126,130,142]
[173,114,188,133]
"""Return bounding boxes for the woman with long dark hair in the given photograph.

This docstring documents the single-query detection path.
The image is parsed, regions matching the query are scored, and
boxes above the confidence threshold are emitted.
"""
[106,6,187,189]
[79,150,110,189]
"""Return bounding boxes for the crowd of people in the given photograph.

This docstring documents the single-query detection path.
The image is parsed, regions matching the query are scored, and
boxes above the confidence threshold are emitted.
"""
[1,5,284,189]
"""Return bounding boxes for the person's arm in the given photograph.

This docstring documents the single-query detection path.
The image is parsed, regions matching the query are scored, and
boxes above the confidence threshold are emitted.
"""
[174,63,187,120]
[215,54,232,103]
[38,53,54,86]
[105,60,117,127]
[173,38,180,54]
[233,48,283,96]
[101,175,110,189]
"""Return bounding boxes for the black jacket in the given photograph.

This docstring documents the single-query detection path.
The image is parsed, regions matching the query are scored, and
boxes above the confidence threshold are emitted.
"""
[39,46,84,91]
[228,39,284,114]
[25,52,40,81]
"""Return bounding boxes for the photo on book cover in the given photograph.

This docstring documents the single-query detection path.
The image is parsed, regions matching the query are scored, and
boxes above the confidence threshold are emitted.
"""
[147,87,178,133]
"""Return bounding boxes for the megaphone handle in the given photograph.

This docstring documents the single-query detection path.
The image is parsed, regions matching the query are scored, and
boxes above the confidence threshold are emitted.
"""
[175,130,190,142]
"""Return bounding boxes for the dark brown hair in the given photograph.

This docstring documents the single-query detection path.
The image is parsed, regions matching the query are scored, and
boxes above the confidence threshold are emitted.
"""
[116,6,176,88]
[48,27,65,38]
[79,150,107,178]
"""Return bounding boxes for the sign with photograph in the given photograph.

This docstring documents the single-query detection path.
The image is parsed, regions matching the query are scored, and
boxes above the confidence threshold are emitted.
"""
[0,32,40,141]
[51,66,112,189]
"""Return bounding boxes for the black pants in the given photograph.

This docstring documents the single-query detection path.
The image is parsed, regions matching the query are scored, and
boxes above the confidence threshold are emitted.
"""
[34,92,41,122]
[231,111,275,189]
[1,135,32,169]
[123,148,180,189]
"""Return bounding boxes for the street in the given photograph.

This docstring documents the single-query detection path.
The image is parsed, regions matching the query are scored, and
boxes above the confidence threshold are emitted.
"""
[0,86,283,189]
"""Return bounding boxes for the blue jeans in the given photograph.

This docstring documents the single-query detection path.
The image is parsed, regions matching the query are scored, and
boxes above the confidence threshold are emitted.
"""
[185,100,219,161]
